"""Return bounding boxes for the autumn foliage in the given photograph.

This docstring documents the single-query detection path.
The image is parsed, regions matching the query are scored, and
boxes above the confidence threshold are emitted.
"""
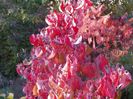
[17,0,132,98]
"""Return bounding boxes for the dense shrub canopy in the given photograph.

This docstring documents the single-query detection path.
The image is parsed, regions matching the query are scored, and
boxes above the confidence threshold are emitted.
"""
[0,0,133,98]
[17,0,132,98]
[0,0,49,78]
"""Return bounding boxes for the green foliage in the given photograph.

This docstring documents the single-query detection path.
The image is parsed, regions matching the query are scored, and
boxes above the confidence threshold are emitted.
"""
[121,83,133,99]
[0,0,49,78]
[120,52,133,66]
[120,52,133,99]
[92,0,133,17]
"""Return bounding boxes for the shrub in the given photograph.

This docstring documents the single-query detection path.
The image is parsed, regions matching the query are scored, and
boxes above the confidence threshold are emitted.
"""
[0,0,48,78]
[92,0,133,17]
[17,0,132,98]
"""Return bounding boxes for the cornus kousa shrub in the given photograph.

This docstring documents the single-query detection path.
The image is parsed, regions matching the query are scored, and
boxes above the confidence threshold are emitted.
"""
[17,0,133,99]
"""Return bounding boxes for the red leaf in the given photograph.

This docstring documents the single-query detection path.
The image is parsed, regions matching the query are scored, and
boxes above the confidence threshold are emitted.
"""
[29,34,36,46]
[39,90,48,98]
[82,64,98,79]
[59,2,66,12]
[29,34,44,46]
[97,76,116,98]
[95,54,108,72]
[85,0,93,6]
[70,76,81,91]
[50,28,61,39]
[65,36,71,46]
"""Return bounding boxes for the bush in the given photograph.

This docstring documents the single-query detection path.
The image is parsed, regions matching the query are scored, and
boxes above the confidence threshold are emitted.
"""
[0,0,50,78]
[17,0,132,98]
[92,0,133,17]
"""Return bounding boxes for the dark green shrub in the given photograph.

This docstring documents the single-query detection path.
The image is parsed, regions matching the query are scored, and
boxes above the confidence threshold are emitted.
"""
[0,0,49,78]
[92,0,133,17]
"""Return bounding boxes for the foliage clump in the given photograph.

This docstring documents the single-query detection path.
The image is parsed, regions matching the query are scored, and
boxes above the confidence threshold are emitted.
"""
[17,0,132,98]
[0,0,50,78]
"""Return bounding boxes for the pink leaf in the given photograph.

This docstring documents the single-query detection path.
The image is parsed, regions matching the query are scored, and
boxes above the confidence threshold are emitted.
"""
[76,0,85,9]
[45,12,58,26]
[65,4,74,14]
[48,50,56,59]
[35,47,43,58]
[74,36,82,45]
